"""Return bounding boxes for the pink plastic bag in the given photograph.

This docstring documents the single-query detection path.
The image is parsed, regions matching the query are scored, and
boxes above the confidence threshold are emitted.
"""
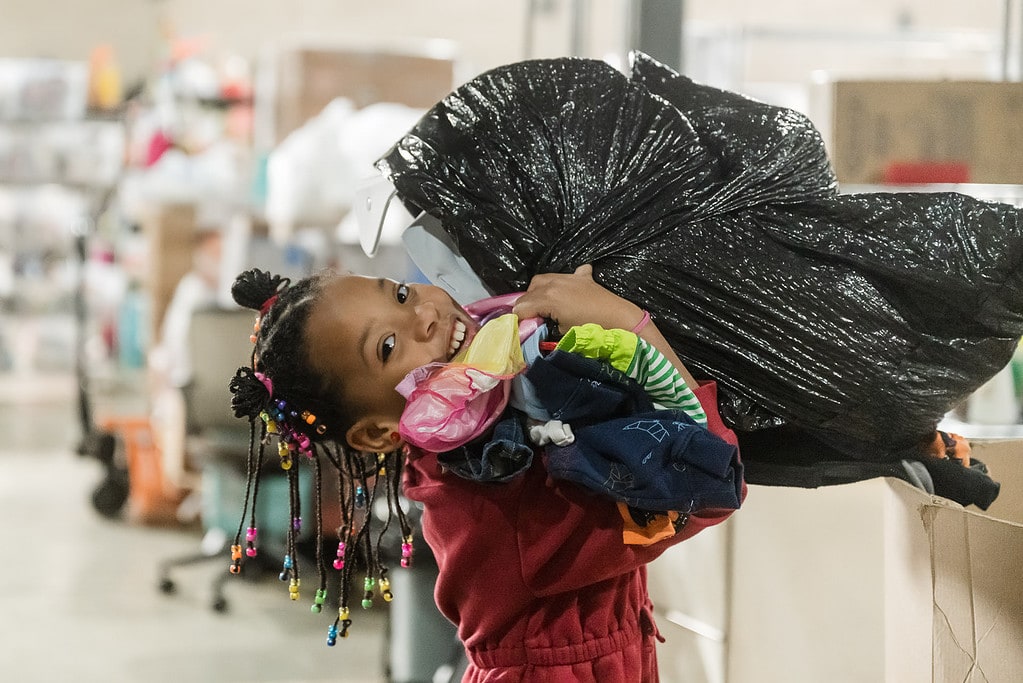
[397,308,536,452]
[397,362,516,452]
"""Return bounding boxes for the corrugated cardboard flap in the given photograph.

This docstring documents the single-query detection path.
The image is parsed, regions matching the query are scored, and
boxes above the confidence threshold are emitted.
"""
[920,489,1023,682]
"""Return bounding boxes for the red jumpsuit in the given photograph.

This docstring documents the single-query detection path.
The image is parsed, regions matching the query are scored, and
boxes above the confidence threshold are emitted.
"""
[403,382,743,682]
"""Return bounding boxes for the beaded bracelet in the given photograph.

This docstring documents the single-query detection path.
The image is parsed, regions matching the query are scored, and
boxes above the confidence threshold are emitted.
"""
[631,309,651,334]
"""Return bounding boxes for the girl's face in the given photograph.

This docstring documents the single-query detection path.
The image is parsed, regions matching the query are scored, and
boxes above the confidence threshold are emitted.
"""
[305,273,479,448]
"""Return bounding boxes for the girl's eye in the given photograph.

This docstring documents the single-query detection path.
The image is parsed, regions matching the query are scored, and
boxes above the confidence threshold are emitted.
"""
[396,283,410,304]
[381,334,396,362]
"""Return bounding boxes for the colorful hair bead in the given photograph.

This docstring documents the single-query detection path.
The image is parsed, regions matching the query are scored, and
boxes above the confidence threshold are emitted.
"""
[361,576,376,609]
[280,554,294,580]
[400,536,414,569]
[289,578,300,601]
[332,541,346,570]
[311,588,327,614]
[355,485,366,509]
[229,544,244,574]
[326,623,338,647]
[379,571,393,602]
[292,516,302,532]
[245,527,258,557]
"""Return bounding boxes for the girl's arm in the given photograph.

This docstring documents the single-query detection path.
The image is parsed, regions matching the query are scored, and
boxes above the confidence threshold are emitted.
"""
[512,264,699,390]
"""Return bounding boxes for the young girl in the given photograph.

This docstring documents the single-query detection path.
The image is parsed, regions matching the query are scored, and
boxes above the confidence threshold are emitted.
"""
[228,264,743,682]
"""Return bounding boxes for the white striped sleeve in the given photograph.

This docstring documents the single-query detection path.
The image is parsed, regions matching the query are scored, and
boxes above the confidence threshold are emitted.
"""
[628,338,707,425]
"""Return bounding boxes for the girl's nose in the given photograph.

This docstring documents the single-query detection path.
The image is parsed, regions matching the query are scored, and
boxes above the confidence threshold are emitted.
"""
[413,301,439,340]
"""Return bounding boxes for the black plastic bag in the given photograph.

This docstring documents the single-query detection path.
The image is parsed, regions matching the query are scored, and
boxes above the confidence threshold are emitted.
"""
[377,52,1023,462]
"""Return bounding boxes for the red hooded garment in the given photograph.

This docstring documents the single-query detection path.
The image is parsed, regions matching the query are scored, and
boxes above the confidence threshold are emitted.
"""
[403,381,744,682]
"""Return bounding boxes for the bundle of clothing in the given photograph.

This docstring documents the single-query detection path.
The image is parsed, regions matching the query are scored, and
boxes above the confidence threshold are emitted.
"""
[397,294,744,544]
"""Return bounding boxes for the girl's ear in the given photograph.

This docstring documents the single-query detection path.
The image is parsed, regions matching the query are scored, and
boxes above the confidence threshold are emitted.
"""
[346,417,401,452]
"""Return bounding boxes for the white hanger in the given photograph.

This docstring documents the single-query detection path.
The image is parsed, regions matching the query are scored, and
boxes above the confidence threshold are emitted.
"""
[353,175,492,304]
[353,175,415,257]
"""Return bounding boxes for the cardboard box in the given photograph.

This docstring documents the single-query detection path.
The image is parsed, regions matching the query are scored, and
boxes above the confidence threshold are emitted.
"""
[650,444,1023,683]
[141,204,195,343]
[972,439,1023,526]
[829,80,1023,185]
[270,47,456,143]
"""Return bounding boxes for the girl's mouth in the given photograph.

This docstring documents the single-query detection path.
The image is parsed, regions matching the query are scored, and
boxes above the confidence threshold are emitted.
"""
[447,319,468,360]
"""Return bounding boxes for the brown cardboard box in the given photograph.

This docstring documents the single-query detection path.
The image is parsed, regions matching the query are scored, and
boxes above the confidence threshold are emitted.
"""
[272,47,456,143]
[972,438,1023,525]
[830,80,1023,185]
[141,204,195,343]
[650,442,1023,683]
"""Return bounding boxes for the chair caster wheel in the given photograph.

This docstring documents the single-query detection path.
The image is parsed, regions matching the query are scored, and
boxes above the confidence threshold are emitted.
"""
[212,597,228,613]
[91,469,129,518]
[159,578,176,594]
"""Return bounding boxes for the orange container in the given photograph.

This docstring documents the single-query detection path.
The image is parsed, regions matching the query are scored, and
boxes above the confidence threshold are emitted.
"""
[101,416,186,525]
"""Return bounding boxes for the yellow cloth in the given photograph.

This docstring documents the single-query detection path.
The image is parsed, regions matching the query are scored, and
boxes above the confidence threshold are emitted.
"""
[453,313,526,376]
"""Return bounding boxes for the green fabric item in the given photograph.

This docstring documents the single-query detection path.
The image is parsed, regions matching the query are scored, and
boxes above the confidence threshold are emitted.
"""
[555,323,638,372]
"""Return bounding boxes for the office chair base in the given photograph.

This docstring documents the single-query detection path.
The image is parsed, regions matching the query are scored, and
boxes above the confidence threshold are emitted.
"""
[158,531,294,614]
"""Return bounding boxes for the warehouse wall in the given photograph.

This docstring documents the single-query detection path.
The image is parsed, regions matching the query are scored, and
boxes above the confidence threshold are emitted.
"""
[0,0,1012,84]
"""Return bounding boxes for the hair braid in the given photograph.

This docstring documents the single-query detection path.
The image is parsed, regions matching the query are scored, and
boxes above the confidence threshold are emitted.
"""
[224,268,415,646]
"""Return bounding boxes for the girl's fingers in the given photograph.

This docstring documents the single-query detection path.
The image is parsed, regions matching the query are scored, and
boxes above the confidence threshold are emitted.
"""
[573,263,593,279]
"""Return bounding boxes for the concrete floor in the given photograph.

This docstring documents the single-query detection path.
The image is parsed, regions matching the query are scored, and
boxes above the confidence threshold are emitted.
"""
[0,370,388,683]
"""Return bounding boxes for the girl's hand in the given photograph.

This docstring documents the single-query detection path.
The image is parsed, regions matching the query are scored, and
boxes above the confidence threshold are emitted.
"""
[512,264,646,332]
[514,264,699,390]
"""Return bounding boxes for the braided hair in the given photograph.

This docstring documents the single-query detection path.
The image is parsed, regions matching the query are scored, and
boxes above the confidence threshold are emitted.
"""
[227,268,414,646]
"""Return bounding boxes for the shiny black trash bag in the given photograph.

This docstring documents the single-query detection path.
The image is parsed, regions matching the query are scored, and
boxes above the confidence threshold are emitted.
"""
[376,52,1023,462]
